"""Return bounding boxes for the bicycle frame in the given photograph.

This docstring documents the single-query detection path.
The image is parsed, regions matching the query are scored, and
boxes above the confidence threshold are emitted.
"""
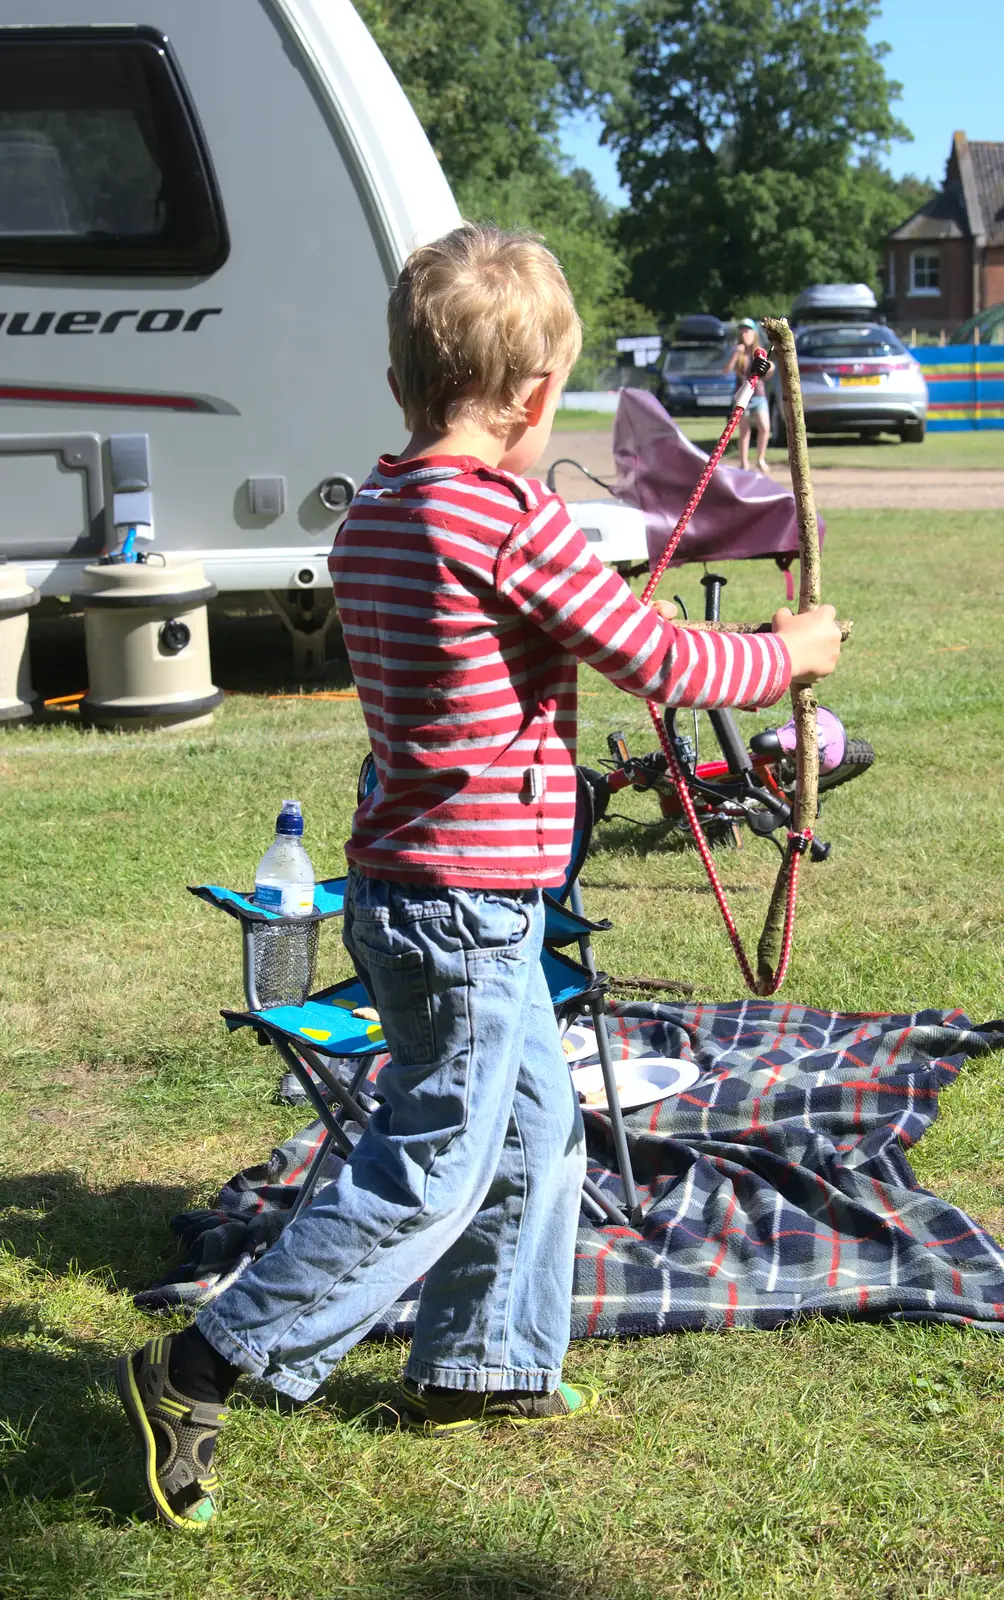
[602,734,793,837]
[597,572,831,857]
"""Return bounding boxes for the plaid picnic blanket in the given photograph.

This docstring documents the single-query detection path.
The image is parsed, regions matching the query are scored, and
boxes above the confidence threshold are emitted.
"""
[135,1001,1004,1336]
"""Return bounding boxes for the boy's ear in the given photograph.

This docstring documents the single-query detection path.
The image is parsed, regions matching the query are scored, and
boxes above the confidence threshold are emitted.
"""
[387,366,403,408]
[523,372,559,426]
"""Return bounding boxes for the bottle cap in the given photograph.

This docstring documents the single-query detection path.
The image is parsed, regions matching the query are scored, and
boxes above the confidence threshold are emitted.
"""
[276,799,304,837]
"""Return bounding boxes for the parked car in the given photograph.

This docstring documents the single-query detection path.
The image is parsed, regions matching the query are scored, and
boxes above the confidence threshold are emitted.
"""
[789,283,879,327]
[766,322,928,444]
[655,314,735,416]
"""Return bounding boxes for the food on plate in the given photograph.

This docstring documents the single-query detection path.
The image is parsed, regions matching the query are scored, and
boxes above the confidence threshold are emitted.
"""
[578,1084,611,1108]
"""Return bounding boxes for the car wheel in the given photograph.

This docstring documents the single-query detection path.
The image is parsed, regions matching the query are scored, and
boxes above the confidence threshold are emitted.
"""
[900,419,925,444]
[769,400,787,448]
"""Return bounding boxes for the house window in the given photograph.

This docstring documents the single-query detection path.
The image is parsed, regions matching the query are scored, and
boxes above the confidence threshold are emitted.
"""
[0,26,228,274]
[909,250,941,297]
[887,252,895,297]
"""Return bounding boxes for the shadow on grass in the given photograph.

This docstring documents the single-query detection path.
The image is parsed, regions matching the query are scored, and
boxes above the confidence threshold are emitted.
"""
[209,609,353,695]
[0,1170,190,1293]
[0,1319,625,1596]
[28,609,355,705]
[586,819,777,876]
[0,1308,145,1519]
[369,1553,622,1599]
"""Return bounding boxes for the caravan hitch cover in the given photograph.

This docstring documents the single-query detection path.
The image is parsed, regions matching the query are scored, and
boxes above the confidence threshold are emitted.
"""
[159,619,191,655]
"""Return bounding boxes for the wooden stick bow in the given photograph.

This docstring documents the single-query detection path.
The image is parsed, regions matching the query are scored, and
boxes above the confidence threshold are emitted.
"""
[755,317,820,991]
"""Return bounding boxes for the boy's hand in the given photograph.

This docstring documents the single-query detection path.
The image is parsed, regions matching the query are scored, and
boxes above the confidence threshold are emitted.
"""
[650,600,679,621]
[771,605,841,685]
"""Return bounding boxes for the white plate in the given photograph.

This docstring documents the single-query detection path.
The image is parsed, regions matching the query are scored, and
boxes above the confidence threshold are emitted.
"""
[571,1056,700,1112]
[561,1023,598,1065]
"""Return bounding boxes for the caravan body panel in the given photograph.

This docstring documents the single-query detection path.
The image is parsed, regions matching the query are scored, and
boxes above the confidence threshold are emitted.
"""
[0,0,460,594]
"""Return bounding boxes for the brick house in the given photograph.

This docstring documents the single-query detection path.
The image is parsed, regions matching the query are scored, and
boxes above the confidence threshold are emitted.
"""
[883,131,1004,334]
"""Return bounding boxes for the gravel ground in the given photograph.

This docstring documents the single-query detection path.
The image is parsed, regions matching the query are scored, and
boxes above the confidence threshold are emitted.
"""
[541,430,1004,510]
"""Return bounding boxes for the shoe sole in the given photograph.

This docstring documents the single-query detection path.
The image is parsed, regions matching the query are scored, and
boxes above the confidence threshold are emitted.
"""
[115,1353,215,1534]
[404,1382,600,1437]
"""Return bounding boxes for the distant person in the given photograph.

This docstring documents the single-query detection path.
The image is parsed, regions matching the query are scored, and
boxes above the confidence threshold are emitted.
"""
[114,224,841,1532]
[726,317,773,473]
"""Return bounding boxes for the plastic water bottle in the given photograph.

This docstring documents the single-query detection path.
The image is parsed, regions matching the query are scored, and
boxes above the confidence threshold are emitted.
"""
[252,800,317,1006]
[254,799,315,915]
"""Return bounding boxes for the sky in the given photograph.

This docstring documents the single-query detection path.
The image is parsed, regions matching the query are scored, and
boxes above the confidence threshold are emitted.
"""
[560,0,1004,207]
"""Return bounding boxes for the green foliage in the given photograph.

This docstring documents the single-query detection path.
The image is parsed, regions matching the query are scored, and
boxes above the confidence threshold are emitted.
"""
[355,0,623,184]
[607,0,920,318]
[355,0,643,381]
[889,170,939,220]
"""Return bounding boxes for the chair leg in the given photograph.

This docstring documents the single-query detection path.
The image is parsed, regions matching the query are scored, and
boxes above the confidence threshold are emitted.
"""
[588,996,642,1225]
[271,1036,356,1159]
[582,1172,631,1225]
[268,1037,385,1215]
[296,1043,372,1126]
[288,1129,335,1221]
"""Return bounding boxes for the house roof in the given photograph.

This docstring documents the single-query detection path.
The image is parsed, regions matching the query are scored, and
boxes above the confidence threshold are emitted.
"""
[970,140,1004,245]
[886,132,1004,246]
[888,184,966,242]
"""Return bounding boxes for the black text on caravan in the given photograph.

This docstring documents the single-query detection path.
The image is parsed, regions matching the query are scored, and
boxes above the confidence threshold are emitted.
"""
[0,309,223,335]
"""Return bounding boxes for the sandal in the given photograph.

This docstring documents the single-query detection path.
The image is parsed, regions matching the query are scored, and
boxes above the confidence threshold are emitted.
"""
[401,1377,599,1436]
[116,1334,229,1531]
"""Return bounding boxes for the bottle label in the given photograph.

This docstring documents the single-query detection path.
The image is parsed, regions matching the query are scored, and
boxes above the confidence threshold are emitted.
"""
[255,883,314,916]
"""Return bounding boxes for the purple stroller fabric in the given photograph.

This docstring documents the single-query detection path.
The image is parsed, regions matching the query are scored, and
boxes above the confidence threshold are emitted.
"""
[612,387,825,571]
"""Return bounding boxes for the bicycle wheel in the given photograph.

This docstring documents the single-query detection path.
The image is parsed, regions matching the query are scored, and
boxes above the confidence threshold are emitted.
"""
[817,738,875,795]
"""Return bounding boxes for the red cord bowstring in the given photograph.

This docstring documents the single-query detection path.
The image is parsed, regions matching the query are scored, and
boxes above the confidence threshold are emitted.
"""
[639,358,808,996]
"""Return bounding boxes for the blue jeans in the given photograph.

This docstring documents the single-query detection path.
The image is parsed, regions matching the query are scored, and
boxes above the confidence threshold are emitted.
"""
[197,872,586,1400]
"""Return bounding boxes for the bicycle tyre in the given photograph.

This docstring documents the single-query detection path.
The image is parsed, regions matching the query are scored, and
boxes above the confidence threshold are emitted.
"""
[579,766,613,822]
[817,738,875,795]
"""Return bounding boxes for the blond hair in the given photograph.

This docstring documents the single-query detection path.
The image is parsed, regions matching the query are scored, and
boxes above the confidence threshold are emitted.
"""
[388,223,582,437]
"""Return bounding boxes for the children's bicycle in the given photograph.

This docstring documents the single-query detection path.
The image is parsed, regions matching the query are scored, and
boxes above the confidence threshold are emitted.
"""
[584,572,875,859]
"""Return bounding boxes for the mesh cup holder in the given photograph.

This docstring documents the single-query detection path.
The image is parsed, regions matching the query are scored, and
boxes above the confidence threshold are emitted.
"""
[252,919,319,1008]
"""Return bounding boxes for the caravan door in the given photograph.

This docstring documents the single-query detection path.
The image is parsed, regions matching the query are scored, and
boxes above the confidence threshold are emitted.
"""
[0,0,459,596]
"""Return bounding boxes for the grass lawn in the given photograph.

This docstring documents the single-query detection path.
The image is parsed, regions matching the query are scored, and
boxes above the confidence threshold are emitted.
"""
[553,407,620,432]
[555,403,1004,470]
[2,510,1003,1598]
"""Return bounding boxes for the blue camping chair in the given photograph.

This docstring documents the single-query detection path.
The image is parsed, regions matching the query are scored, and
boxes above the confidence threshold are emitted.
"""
[191,764,640,1226]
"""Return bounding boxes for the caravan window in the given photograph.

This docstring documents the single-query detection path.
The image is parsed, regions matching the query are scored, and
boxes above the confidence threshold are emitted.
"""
[0,27,228,274]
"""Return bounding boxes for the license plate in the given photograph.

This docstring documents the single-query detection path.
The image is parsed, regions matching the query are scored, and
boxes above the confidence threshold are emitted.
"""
[839,375,881,386]
[697,393,727,404]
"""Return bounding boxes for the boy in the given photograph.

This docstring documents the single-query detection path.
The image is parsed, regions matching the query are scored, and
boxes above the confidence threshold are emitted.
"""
[116,225,841,1531]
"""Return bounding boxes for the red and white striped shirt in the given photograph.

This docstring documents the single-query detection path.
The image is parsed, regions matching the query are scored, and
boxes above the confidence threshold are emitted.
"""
[329,454,790,888]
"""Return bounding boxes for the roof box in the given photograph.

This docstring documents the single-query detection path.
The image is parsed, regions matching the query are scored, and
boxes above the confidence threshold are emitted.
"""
[674,314,727,344]
[790,284,877,324]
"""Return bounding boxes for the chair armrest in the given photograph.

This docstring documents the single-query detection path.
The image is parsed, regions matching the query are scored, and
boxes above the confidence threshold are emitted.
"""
[189,877,348,925]
[542,892,612,949]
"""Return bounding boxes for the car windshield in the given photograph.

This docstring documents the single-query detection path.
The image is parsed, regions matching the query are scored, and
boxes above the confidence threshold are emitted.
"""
[797,326,907,360]
[663,345,727,373]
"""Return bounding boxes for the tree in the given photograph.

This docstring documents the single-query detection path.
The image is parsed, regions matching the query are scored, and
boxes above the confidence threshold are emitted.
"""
[356,0,648,379]
[356,0,624,187]
[605,0,914,318]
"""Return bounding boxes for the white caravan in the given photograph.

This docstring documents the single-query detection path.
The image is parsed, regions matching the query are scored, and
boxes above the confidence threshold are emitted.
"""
[0,0,460,663]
